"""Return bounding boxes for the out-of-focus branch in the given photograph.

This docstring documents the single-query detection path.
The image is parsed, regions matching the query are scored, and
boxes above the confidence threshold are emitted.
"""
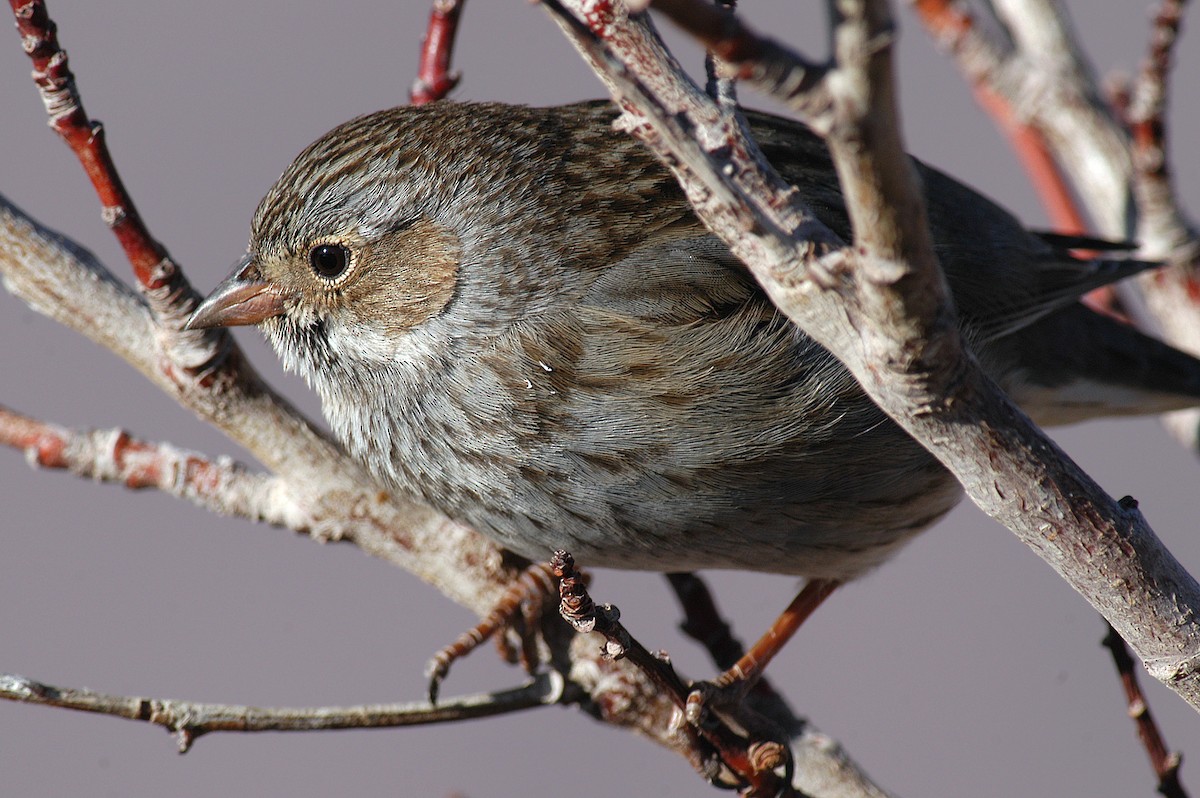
[914,0,1200,446]
[1127,0,1193,247]
[411,0,466,104]
[0,671,563,754]
[543,0,1200,715]
[1121,0,1200,450]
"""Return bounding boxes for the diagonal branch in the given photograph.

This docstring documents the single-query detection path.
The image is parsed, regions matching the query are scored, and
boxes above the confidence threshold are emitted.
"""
[8,0,200,342]
[544,0,1200,713]
[915,0,1200,449]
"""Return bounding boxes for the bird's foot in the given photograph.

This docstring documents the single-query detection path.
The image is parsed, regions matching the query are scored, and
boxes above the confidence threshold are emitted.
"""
[552,551,795,796]
[426,559,559,704]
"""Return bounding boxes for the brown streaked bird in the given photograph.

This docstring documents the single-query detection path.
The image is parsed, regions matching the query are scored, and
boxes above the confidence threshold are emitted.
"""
[189,100,1200,689]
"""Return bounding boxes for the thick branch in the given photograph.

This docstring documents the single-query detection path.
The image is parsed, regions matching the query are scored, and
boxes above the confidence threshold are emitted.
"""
[546,0,1200,711]
[917,0,1200,445]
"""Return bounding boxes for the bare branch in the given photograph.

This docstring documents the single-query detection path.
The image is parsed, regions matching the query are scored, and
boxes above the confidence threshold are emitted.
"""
[0,671,563,753]
[1101,624,1188,798]
[8,0,200,336]
[544,0,1200,712]
[411,0,466,105]
[0,405,298,527]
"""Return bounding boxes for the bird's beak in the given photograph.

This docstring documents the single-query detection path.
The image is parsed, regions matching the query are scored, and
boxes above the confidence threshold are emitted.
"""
[186,256,286,329]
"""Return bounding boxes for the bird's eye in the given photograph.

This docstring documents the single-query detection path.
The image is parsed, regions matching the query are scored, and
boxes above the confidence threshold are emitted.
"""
[309,243,350,280]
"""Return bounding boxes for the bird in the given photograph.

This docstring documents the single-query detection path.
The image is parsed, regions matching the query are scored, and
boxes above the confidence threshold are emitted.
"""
[187,99,1200,690]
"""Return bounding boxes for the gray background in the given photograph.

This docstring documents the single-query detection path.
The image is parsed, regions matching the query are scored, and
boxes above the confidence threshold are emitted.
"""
[2,2,1198,796]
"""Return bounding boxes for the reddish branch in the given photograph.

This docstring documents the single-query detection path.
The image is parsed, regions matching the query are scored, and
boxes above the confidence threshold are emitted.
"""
[410,0,466,105]
[2,406,220,490]
[8,0,190,307]
[1102,624,1187,798]
[0,404,294,526]
[911,1,1084,234]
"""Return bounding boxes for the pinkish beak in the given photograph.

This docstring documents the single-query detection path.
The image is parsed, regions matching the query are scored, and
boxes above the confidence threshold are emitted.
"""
[186,257,287,329]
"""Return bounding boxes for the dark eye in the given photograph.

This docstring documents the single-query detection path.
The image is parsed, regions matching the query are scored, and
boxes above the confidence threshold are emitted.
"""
[309,243,350,279]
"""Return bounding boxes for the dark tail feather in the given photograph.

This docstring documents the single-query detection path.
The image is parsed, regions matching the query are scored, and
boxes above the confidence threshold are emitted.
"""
[1007,304,1200,427]
[1033,231,1141,252]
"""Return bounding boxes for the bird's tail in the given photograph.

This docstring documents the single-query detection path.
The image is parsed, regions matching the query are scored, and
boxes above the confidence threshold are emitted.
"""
[1005,303,1200,427]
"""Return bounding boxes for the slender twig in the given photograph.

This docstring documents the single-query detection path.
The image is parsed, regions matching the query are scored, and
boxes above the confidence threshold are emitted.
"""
[411,0,466,105]
[702,0,739,109]
[1126,0,1198,263]
[1128,0,1187,169]
[0,671,563,753]
[1102,623,1187,798]
[8,0,197,324]
[666,573,746,672]
[554,551,793,796]
[909,2,1089,231]
[0,405,304,530]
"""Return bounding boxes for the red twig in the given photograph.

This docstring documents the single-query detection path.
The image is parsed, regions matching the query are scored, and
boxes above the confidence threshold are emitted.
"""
[0,404,291,527]
[1102,624,1187,798]
[2,405,230,493]
[911,0,1085,234]
[911,0,1117,316]
[8,0,188,303]
[410,0,465,105]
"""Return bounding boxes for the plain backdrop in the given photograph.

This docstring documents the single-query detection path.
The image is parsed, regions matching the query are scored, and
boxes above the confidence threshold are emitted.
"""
[2,2,1198,796]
